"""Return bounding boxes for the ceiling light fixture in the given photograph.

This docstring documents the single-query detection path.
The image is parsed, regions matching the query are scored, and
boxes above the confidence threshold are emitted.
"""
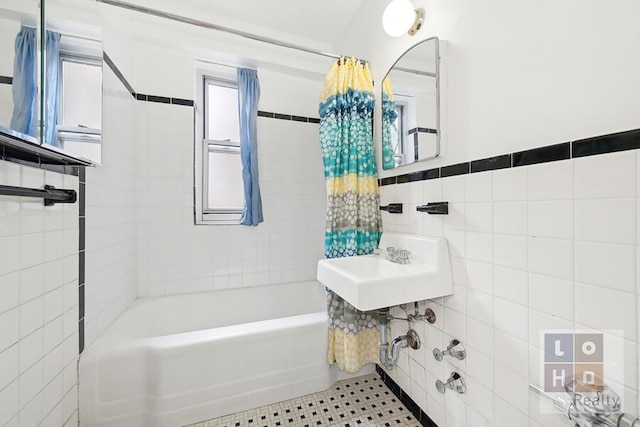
[382,0,424,37]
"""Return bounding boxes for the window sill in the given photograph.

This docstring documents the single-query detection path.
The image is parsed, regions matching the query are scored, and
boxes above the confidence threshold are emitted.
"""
[0,127,97,170]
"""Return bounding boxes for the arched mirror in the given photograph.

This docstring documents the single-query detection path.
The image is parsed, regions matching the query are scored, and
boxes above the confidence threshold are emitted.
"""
[381,36,439,170]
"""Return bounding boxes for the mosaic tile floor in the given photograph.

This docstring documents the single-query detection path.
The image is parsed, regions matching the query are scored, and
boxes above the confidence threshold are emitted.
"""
[183,372,422,427]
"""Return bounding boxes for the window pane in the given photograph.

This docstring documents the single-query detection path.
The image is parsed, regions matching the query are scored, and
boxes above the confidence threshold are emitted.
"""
[207,150,245,210]
[61,61,102,129]
[206,83,240,142]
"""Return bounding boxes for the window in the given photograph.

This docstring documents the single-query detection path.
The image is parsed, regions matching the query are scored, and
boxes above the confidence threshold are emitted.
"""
[57,39,102,163]
[195,66,245,224]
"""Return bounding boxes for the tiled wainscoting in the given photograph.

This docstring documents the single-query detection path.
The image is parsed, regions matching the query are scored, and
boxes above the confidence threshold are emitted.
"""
[379,129,640,426]
[0,160,80,426]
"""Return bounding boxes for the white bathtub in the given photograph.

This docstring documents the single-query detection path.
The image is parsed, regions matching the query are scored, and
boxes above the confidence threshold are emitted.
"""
[79,280,371,427]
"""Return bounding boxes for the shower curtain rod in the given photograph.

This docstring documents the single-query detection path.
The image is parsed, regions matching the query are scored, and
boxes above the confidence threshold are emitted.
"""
[393,67,436,78]
[94,0,367,63]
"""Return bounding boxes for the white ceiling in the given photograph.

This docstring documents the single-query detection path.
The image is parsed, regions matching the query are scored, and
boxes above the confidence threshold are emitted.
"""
[136,0,367,48]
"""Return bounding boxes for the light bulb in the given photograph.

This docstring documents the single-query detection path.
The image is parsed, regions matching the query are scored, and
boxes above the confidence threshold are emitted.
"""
[382,0,416,37]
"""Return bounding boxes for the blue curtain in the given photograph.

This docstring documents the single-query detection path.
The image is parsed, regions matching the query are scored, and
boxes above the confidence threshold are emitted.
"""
[10,27,38,138]
[44,31,61,146]
[10,27,61,145]
[237,68,263,226]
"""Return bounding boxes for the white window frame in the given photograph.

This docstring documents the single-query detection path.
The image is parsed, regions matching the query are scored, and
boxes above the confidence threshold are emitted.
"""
[195,64,244,225]
[57,51,102,147]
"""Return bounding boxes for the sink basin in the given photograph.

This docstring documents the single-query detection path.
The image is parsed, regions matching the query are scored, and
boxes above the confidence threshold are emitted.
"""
[317,232,453,311]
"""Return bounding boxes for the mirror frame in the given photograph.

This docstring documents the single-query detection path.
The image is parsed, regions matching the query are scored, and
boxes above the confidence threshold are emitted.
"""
[381,36,440,169]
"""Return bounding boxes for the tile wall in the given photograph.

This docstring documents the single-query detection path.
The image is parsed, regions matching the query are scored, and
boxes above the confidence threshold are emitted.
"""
[134,101,326,297]
[83,62,138,348]
[380,142,640,426]
[0,160,79,426]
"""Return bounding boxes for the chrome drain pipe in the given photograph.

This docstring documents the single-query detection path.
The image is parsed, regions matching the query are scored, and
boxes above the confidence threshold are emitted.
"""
[378,309,420,370]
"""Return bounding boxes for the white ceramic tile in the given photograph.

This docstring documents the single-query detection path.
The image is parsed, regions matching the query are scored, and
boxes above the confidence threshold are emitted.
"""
[466,290,494,326]
[441,175,466,202]
[465,232,493,263]
[464,376,494,424]
[465,171,492,202]
[465,346,494,387]
[528,200,573,240]
[575,198,636,245]
[0,344,18,391]
[442,201,465,230]
[19,329,43,374]
[574,150,636,199]
[443,307,466,342]
[493,234,528,270]
[443,229,465,258]
[493,266,528,306]
[0,379,19,426]
[465,202,493,232]
[528,308,574,348]
[19,296,44,339]
[493,201,527,235]
[493,363,529,415]
[0,272,19,315]
[466,317,494,357]
[493,166,528,202]
[528,159,573,200]
[0,235,20,277]
[529,273,574,321]
[575,283,636,340]
[19,232,45,270]
[465,260,494,294]
[529,237,573,280]
[494,298,528,341]
[493,396,529,427]
[450,256,467,286]
[575,241,635,293]
[0,308,19,353]
[493,331,528,376]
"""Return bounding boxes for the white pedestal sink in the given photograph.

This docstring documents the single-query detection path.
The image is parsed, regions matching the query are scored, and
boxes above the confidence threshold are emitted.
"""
[317,232,453,311]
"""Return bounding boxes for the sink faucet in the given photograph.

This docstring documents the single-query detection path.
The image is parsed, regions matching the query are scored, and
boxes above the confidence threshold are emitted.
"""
[386,247,411,264]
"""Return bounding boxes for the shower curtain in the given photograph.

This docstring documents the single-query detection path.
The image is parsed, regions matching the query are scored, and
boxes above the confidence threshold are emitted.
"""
[319,57,382,373]
[382,78,399,170]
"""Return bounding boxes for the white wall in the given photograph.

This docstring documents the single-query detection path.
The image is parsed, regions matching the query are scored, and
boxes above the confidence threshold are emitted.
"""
[83,61,138,347]
[0,161,79,426]
[336,0,640,426]
[130,44,326,297]
[335,0,640,177]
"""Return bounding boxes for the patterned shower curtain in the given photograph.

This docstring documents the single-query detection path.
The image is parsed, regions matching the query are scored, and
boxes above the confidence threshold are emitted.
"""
[382,78,399,170]
[319,57,382,373]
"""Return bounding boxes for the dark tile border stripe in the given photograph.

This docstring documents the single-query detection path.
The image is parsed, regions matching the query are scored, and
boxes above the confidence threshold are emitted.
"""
[79,166,86,354]
[104,51,194,107]
[258,110,320,124]
[0,76,12,85]
[512,142,570,167]
[376,365,438,427]
[408,127,437,135]
[103,52,135,98]
[471,154,511,173]
[573,128,640,158]
[441,162,469,178]
[380,128,640,186]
